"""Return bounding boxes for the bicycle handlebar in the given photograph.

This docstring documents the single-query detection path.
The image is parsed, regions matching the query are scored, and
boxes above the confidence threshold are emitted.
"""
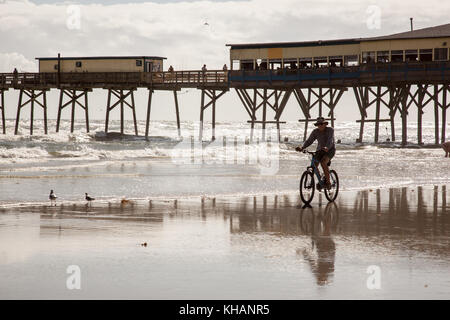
[301,149,316,155]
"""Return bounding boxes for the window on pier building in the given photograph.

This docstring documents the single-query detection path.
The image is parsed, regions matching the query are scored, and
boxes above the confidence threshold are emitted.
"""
[419,49,432,61]
[329,56,343,67]
[232,60,240,70]
[75,61,82,67]
[313,57,328,68]
[240,60,254,70]
[405,50,418,62]
[344,55,359,66]
[434,48,448,61]
[283,58,297,70]
[362,51,375,63]
[258,59,268,70]
[136,60,142,67]
[269,59,282,70]
[299,57,313,69]
[54,64,58,70]
[377,51,389,63]
[391,50,404,62]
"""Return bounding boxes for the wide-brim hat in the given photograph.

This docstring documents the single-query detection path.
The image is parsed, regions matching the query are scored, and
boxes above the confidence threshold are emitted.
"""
[314,117,328,126]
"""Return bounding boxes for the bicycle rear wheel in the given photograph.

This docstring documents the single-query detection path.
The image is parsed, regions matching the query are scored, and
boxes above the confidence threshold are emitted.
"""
[299,170,315,204]
[324,170,339,202]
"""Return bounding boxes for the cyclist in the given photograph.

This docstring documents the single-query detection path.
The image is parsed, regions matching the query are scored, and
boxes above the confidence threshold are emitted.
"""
[295,117,336,190]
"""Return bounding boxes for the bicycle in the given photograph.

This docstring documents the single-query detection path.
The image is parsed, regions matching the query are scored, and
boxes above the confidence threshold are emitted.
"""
[298,149,339,204]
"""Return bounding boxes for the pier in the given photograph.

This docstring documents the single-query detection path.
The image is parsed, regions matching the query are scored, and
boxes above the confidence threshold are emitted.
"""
[1,23,450,144]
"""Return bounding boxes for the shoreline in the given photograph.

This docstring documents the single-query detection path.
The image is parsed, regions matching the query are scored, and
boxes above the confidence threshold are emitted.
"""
[0,182,447,211]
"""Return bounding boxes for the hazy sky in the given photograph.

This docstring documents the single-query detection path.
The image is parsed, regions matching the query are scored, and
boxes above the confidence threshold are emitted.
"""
[1,0,450,127]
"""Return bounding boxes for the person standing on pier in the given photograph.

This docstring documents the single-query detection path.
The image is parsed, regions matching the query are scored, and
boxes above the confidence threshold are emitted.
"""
[443,141,450,157]
[13,68,18,85]
[201,64,207,82]
[295,117,336,189]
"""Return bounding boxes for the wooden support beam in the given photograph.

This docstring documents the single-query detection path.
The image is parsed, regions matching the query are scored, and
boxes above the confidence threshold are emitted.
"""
[235,89,255,120]
[274,89,292,120]
[250,89,256,142]
[441,84,449,144]
[71,89,76,133]
[299,118,335,122]
[353,86,366,142]
[400,85,411,146]
[0,89,6,134]
[262,88,267,141]
[14,89,23,135]
[248,121,287,124]
[105,88,138,136]
[434,85,440,144]
[416,84,428,145]
[355,119,391,123]
[212,90,216,140]
[145,89,153,138]
[105,89,111,134]
[85,90,90,133]
[14,89,48,135]
[199,89,205,141]
[173,90,181,138]
[198,88,228,141]
[374,86,381,143]
[131,90,138,136]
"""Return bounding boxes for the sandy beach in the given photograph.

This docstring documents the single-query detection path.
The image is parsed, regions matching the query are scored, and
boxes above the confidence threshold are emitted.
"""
[1,184,449,299]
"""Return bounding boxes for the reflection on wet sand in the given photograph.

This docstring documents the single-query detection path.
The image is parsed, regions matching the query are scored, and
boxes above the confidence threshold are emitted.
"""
[1,185,449,299]
[1,185,447,240]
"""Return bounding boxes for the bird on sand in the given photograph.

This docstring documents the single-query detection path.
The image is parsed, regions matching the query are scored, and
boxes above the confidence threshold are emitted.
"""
[49,190,57,206]
[85,193,95,205]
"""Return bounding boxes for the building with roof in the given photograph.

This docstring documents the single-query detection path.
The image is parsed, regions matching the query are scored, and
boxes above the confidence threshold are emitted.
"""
[36,56,166,73]
[227,23,450,70]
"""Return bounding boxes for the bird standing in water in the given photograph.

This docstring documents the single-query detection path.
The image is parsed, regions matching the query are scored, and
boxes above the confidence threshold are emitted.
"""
[49,190,57,206]
[85,193,95,206]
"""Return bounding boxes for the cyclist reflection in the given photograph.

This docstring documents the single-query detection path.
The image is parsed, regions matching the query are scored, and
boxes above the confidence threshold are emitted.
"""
[299,202,339,286]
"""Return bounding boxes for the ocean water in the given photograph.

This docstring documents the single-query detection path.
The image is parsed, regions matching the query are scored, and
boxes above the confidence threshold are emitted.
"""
[0,119,449,206]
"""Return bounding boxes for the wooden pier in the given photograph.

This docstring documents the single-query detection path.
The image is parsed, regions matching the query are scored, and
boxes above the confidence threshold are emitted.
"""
[1,61,450,143]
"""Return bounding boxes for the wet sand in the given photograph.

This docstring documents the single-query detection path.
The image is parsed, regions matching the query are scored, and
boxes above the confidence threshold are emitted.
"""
[0,185,449,299]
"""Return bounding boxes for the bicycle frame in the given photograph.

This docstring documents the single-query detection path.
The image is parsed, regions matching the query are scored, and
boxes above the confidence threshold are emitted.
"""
[308,155,325,186]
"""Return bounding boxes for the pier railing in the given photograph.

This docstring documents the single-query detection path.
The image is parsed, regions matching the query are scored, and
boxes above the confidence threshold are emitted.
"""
[1,61,450,89]
[228,61,450,86]
[0,70,229,88]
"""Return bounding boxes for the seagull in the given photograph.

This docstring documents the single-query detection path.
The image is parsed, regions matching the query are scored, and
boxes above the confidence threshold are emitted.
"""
[85,193,95,205]
[49,190,57,206]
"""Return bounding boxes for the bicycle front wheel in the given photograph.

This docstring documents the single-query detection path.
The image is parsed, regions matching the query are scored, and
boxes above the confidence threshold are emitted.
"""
[324,170,339,202]
[299,170,315,204]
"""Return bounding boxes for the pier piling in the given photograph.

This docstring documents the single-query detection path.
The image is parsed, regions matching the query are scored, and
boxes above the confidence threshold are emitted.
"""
[105,88,138,136]
[0,89,6,134]
[14,89,49,135]
[56,89,92,133]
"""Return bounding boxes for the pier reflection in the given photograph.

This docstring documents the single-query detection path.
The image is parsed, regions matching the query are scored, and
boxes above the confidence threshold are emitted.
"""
[3,185,445,246]
[221,186,448,236]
